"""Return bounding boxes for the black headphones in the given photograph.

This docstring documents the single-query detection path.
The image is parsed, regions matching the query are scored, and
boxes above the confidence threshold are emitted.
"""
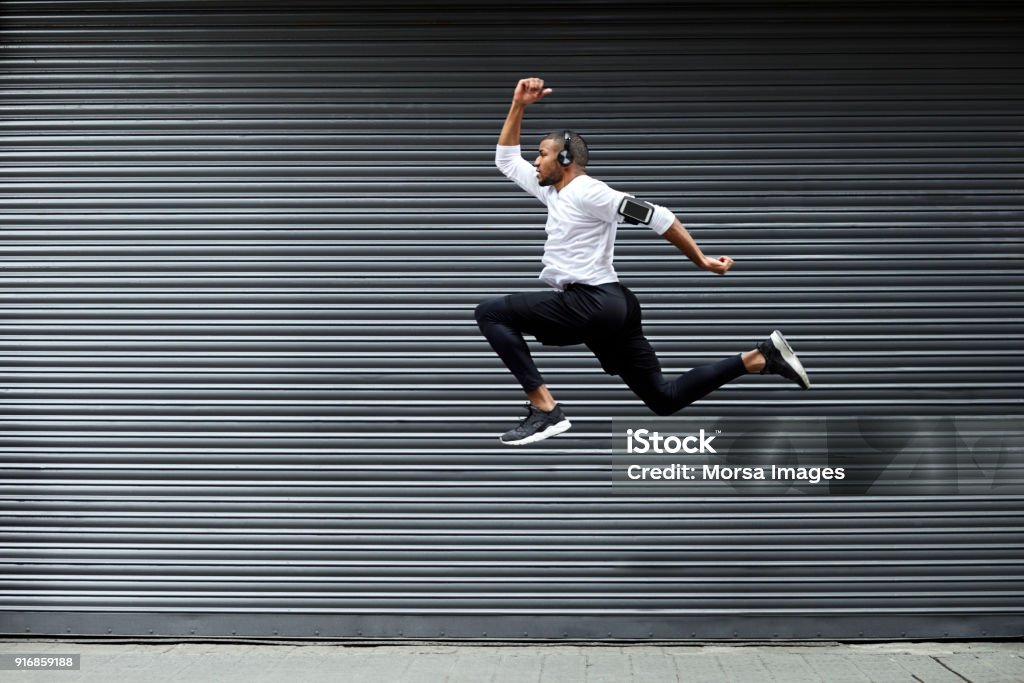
[558,129,574,166]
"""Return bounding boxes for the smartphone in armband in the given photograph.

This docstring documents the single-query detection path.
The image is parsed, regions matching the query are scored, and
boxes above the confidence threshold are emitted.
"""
[618,197,655,225]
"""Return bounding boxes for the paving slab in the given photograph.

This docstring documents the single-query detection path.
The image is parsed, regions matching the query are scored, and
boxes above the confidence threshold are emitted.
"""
[0,639,1021,683]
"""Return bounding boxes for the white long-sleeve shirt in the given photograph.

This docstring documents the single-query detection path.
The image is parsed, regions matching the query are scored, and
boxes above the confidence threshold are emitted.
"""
[495,144,675,289]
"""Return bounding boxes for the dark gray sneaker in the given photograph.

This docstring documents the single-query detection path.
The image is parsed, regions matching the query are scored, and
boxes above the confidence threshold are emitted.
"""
[756,330,811,389]
[499,404,572,446]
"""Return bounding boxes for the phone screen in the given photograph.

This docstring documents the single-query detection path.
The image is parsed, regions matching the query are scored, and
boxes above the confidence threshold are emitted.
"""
[619,198,653,224]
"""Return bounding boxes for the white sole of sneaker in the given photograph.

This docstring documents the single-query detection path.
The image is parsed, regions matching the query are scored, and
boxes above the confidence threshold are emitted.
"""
[770,330,811,389]
[500,419,572,446]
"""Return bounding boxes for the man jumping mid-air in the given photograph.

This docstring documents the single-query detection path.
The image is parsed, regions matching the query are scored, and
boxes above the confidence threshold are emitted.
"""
[476,77,810,446]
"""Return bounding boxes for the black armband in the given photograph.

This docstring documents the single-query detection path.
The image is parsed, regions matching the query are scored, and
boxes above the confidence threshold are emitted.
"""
[618,197,655,225]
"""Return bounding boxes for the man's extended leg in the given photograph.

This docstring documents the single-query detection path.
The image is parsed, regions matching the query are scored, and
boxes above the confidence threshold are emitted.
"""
[619,331,810,416]
[621,355,748,416]
[597,288,809,416]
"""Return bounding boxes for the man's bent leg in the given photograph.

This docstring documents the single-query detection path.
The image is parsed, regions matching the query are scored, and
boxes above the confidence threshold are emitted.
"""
[475,296,546,393]
[475,293,578,445]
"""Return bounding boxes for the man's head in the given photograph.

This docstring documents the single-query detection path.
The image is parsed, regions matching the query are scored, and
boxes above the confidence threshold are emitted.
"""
[534,130,589,187]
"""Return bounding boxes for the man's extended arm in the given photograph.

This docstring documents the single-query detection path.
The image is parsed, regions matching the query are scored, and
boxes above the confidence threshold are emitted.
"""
[578,184,734,276]
[662,219,734,275]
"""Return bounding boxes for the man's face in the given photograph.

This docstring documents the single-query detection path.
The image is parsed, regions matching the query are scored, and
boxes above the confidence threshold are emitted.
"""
[534,138,565,187]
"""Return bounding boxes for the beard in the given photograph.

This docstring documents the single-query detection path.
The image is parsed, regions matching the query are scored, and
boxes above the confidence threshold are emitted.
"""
[537,169,561,187]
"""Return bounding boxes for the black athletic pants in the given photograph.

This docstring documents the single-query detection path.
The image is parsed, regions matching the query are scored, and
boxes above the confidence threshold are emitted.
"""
[474,282,747,416]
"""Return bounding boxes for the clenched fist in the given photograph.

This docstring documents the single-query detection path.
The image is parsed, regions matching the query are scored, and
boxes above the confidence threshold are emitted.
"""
[513,77,553,106]
[703,255,735,275]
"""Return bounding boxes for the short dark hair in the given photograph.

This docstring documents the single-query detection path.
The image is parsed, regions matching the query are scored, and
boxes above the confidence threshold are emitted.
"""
[542,130,589,168]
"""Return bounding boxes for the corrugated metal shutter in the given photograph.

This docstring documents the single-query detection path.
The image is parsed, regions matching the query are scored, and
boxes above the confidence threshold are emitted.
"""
[2,0,1022,640]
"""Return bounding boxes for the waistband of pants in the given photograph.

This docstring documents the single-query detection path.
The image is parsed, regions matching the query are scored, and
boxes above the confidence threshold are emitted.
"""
[564,281,623,291]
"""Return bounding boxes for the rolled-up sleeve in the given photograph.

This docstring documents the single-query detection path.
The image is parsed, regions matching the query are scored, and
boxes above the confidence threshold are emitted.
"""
[495,145,549,205]
[647,204,676,235]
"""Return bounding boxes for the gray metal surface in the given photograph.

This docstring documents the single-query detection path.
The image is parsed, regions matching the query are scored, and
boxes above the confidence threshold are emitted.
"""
[1,0,1022,639]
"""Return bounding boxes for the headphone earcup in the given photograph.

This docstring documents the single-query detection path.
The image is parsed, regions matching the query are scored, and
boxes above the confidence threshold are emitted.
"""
[560,131,573,166]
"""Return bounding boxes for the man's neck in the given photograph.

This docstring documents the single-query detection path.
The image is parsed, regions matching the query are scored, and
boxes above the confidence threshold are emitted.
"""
[554,169,586,192]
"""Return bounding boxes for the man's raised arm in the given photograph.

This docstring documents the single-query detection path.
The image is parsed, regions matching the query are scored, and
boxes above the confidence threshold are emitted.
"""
[499,77,552,146]
[495,78,553,203]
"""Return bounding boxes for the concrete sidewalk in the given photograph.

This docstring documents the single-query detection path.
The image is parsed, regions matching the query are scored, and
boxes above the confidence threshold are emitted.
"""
[1,639,1022,682]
